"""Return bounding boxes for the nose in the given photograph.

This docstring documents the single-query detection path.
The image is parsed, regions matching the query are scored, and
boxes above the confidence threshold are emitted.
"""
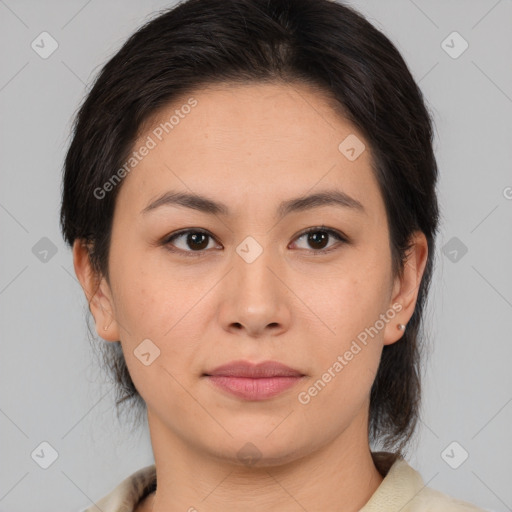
[218,241,292,338]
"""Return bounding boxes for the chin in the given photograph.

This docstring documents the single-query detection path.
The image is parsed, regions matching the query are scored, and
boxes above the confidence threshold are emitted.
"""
[202,430,310,469]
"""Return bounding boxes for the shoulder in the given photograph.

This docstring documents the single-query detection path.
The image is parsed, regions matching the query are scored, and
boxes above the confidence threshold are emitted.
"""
[364,452,488,512]
[409,485,488,511]
[81,464,157,512]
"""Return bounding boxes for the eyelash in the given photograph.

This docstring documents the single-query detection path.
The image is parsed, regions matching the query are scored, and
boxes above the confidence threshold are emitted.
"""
[161,225,348,258]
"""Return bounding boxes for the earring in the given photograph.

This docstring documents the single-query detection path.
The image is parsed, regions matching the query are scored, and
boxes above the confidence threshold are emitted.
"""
[397,323,406,331]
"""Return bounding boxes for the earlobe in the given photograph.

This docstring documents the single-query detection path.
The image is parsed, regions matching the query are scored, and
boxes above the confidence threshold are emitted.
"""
[72,239,120,342]
[383,231,429,346]
[93,291,118,339]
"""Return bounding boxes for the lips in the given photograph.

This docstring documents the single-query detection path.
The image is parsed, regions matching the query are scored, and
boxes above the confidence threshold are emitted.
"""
[204,360,304,378]
[203,360,305,401]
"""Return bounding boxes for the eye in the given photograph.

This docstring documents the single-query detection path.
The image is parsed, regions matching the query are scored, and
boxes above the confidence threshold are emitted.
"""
[290,226,348,253]
[163,229,220,256]
[161,225,348,257]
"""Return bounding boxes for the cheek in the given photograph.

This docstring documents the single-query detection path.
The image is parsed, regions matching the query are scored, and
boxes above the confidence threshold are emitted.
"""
[296,272,386,419]
[304,262,389,348]
[114,276,164,333]
[297,255,390,406]
[112,271,199,406]
[110,241,177,329]
[313,283,384,383]
[111,259,208,370]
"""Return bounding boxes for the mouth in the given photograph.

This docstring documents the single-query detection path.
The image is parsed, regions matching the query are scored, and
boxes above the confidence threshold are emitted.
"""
[202,360,306,401]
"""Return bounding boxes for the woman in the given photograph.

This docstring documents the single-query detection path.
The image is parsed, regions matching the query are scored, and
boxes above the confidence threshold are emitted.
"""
[60,0,485,510]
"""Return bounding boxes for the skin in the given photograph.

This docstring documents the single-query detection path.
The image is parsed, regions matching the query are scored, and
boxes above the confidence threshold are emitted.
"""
[74,81,428,512]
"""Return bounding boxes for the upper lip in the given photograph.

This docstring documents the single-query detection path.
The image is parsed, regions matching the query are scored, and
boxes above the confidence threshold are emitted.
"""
[204,360,304,378]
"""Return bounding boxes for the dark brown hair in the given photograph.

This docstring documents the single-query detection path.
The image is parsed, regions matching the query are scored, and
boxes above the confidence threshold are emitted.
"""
[60,0,439,455]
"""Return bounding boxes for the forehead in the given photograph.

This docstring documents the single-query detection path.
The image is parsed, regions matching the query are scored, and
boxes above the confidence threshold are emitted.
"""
[116,81,383,220]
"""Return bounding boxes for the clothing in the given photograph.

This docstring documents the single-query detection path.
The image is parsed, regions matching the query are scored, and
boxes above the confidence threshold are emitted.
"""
[81,451,485,511]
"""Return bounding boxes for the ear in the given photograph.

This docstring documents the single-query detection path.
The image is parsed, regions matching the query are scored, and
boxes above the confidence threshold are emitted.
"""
[72,239,120,342]
[383,231,429,346]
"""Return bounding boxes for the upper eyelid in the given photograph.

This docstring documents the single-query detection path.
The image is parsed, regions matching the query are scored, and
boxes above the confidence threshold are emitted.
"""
[165,228,218,244]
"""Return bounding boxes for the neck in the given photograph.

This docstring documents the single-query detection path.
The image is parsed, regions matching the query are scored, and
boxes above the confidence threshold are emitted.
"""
[142,408,384,512]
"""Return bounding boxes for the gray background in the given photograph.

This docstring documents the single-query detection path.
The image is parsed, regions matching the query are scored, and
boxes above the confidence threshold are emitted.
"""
[1,0,511,511]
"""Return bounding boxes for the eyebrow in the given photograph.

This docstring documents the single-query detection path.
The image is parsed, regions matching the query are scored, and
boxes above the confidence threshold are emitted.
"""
[141,189,366,218]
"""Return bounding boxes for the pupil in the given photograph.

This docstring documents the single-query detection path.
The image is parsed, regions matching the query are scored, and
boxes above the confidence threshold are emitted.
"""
[188,233,208,250]
[309,231,327,249]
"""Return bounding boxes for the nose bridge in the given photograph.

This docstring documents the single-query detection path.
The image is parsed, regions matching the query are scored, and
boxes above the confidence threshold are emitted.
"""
[221,234,290,334]
[234,234,279,303]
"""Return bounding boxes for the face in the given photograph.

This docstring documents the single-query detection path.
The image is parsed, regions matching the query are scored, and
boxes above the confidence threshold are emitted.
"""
[76,81,425,466]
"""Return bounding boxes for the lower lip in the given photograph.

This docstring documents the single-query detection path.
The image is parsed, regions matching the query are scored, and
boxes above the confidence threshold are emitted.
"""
[205,375,304,400]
